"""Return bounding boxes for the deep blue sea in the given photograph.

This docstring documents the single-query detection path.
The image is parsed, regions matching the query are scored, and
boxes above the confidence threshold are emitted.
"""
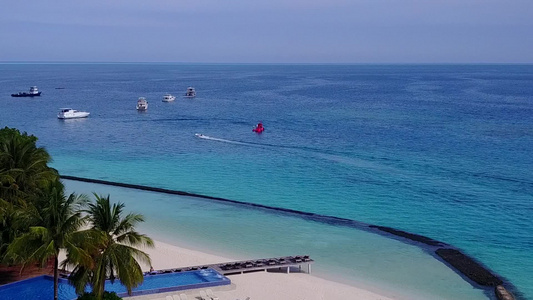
[1,64,532,300]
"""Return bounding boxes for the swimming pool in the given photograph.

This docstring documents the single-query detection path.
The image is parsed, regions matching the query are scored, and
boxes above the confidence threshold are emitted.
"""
[0,268,230,300]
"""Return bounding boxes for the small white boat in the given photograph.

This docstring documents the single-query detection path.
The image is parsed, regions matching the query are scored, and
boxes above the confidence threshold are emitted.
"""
[184,87,196,98]
[57,108,90,119]
[162,94,176,102]
[136,97,148,111]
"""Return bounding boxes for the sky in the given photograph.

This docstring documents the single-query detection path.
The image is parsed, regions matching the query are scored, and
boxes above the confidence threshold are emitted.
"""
[0,0,532,63]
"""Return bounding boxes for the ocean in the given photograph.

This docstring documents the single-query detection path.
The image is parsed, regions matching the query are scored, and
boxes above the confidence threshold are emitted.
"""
[1,63,532,299]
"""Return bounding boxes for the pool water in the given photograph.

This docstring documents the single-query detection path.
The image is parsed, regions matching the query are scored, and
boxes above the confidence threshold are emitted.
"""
[0,269,230,300]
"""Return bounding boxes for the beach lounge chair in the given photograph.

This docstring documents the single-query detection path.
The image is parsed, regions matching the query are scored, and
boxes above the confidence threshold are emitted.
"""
[206,289,219,300]
[200,290,209,300]
[166,296,173,300]
[172,295,180,300]
[179,293,188,300]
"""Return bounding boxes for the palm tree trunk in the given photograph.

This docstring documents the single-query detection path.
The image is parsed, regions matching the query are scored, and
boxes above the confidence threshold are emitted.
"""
[54,255,59,300]
[96,264,106,300]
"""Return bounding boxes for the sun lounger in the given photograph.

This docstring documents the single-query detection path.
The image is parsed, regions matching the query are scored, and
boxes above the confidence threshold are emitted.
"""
[206,289,219,300]
[244,261,253,268]
[199,290,209,300]
[166,296,173,300]
[179,293,188,300]
[172,295,180,300]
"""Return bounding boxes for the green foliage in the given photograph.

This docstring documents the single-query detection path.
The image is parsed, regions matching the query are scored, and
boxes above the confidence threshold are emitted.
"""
[0,127,152,300]
[0,127,59,258]
[78,291,123,300]
[0,127,37,144]
[0,126,58,201]
[64,194,153,299]
[4,179,90,300]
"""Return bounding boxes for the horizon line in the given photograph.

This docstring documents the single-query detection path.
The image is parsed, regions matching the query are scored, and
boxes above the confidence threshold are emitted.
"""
[1,61,533,66]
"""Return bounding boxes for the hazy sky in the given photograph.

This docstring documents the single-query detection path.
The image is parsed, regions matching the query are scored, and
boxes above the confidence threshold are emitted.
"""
[1,0,532,63]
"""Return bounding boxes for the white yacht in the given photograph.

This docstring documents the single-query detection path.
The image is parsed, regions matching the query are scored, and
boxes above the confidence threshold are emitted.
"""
[184,87,196,98]
[57,108,90,119]
[136,97,148,111]
[162,94,176,102]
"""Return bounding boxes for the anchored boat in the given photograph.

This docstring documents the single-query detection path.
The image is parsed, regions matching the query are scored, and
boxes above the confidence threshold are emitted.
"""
[11,86,42,97]
[163,94,176,102]
[136,97,148,111]
[57,108,90,119]
[184,87,196,98]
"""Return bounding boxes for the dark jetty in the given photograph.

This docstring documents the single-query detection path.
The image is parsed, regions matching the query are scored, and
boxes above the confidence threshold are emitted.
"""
[60,175,518,300]
[436,248,502,286]
[369,225,446,247]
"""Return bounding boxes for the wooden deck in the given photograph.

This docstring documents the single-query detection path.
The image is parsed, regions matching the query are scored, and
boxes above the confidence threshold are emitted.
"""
[146,255,314,276]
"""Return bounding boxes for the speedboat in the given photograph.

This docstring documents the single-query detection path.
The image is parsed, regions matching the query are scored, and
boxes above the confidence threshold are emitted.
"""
[57,108,90,119]
[162,94,176,102]
[11,86,42,97]
[184,87,196,98]
[136,97,148,111]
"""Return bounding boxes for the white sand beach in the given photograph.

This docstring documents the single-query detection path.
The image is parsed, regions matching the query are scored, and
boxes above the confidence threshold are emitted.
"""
[130,240,398,300]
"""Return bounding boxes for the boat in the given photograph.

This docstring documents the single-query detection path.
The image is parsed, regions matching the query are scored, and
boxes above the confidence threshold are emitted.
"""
[184,87,196,98]
[252,122,265,134]
[11,86,42,97]
[136,97,148,111]
[57,108,90,119]
[162,94,176,102]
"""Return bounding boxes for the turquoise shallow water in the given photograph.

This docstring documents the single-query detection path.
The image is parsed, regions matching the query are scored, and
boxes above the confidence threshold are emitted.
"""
[1,64,532,299]
[63,179,487,300]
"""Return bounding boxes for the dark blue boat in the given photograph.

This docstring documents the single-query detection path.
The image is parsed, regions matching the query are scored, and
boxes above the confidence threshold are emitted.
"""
[11,86,41,97]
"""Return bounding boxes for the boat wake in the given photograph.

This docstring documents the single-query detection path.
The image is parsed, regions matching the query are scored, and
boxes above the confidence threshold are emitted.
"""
[195,134,249,146]
[195,133,331,152]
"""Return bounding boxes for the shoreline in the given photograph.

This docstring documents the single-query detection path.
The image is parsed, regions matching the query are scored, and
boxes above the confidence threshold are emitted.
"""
[57,236,406,299]
[135,239,401,300]
[60,175,515,299]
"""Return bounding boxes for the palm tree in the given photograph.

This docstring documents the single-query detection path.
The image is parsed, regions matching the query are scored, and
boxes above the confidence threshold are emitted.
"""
[0,127,59,257]
[4,179,90,300]
[0,126,58,202]
[67,194,153,299]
